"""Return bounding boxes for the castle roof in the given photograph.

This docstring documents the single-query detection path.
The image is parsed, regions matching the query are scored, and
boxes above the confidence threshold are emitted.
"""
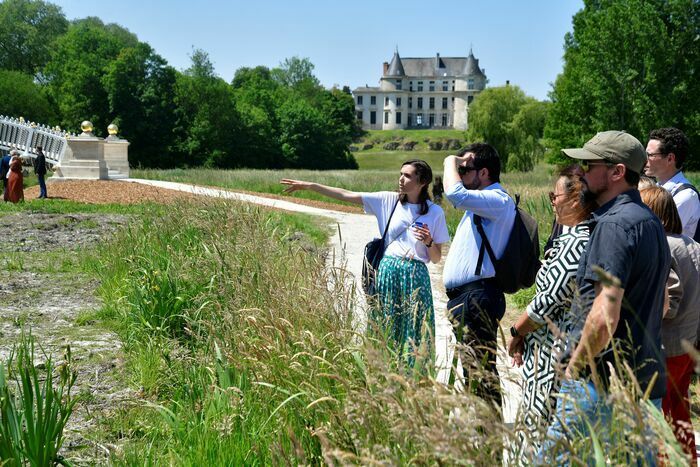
[386,50,405,76]
[384,52,485,78]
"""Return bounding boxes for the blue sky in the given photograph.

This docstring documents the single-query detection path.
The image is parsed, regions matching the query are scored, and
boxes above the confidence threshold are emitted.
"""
[55,0,583,101]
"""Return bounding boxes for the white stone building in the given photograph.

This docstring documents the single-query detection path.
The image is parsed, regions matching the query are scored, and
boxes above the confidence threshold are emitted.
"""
[353,49,487,130]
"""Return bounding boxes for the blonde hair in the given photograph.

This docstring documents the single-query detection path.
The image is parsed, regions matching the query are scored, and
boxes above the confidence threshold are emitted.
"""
[640,186,682,234]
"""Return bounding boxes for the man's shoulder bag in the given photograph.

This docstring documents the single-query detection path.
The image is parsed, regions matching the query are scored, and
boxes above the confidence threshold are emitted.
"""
[362,199,399,296]
[474,194,541,294]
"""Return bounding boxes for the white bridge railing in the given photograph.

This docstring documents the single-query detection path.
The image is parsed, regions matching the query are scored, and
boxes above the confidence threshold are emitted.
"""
[0,115,71,166]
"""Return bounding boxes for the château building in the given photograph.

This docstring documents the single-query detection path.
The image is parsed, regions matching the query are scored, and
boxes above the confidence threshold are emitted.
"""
[353,49,487,130]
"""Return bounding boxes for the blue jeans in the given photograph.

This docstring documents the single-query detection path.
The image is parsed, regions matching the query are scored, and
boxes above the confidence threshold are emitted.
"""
[538,379,662,465]
[37,174,47,198]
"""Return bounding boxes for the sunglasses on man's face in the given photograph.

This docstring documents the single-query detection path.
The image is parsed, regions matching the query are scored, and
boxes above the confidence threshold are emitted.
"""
[581,160,614,172]
[457,165,478,175]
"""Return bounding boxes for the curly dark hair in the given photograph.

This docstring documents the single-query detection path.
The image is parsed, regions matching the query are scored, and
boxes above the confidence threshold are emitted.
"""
[649,127,689,170]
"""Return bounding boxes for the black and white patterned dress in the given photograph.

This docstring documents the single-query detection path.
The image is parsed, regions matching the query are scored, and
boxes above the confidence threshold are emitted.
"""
[518,223,590,453]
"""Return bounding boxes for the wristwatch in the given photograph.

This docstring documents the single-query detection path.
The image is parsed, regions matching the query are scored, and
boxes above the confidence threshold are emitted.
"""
[509,326,520,338]
[425,239,434,248]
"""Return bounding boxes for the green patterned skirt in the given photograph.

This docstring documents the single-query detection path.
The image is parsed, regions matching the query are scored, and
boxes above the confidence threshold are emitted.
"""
[374,255,434,365]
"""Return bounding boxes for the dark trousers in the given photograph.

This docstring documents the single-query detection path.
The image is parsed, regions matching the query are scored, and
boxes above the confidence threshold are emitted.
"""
[447,279,505,408]
[37,174,47,198]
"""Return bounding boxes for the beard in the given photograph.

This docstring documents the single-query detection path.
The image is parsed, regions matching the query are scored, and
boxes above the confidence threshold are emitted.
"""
[462,177,480,190]
[580,177,606,205]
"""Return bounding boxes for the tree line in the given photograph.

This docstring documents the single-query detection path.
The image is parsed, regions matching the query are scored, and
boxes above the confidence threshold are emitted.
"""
[0,0,360,169]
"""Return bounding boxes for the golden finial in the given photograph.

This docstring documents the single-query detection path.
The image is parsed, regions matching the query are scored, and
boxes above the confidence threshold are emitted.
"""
[107,123,118,136]
[80,120,94,135]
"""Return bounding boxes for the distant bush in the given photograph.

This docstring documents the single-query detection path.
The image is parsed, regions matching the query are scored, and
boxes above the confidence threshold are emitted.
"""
[383,142,400,150]
[401,141,417,151]
[447,139,463,150]
[349,145,359,152]
[362,144,374,150]
[428,141,444,150]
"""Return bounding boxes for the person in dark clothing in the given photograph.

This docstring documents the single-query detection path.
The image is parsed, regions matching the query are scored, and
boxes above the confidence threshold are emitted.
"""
[34,146,47,199]
[0,150,12,196]
[432,176,444,203]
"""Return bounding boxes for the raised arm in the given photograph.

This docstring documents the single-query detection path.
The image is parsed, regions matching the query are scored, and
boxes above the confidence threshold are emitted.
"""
[280,179,363,205]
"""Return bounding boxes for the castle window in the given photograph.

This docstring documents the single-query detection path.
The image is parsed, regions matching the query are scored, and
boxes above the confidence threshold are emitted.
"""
[407,113,413,126]
[408,97,413,108]
[370,96,376,105]
[429,113,435,126]
[417,97,423,109]
[356,111,363,120]
[442,81,448,91]
[417,81,423,92]
[442,97,448,109]
[429,81,435,92]
[396,112,402,124]
[396,97,402,107]
[416,114,423,126]
[396,80,402,90]
[441,114,448,126]
[429,97,435,109]
[468,95,474,104]
[385,96,390,106]
[468,79,475,90]
[370,111,376,124]
[357,96,363,105]
[384,112,389,124]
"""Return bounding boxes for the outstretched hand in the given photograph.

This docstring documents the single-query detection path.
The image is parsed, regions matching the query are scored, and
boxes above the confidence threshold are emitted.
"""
[280,179,312,194]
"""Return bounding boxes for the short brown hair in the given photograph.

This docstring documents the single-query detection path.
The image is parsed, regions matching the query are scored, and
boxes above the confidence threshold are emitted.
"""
[640,186,682,235]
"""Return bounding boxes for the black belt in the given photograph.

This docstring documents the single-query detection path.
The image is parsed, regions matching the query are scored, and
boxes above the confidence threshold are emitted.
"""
[445,278,496,300]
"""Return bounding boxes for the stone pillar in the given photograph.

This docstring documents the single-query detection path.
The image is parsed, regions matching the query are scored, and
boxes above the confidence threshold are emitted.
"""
[51,121,108,180]
[103,136,130,178]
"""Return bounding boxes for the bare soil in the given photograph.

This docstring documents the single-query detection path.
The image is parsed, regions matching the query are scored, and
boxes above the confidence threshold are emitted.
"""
[0,210,133,464]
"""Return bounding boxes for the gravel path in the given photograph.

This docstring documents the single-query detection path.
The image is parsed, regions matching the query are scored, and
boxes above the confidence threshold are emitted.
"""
[123,178,523,423]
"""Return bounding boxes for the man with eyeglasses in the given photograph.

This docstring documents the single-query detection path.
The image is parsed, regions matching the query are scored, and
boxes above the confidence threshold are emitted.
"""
[645,127,699,240]
[442,143,516,411]
[539,131,670,464]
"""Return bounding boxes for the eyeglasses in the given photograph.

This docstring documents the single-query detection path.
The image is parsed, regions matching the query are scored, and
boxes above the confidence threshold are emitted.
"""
[548,191,566,204]
[581,160,614,172]
[646,152,667,159]
[457,165,478,175]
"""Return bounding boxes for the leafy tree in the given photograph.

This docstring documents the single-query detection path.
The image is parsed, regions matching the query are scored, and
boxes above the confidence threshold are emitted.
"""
[0,0,68,76]
[0,70,56,122]
[546,0,700,169]
[173,49,243,168]
[103,43,179,167]
[44,18,138,134]
[507,100,549,171]
[467,85,546,171]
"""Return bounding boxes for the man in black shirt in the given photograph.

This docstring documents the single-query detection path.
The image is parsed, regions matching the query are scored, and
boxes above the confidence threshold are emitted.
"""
[34,146,47,199]
[539,131,671,463]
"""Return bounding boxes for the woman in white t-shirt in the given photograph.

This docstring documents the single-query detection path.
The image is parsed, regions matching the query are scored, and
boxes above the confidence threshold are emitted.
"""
[281,160,450,366]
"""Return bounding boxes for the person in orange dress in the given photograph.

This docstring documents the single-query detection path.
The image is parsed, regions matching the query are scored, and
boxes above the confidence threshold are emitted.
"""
[4,155,24,203]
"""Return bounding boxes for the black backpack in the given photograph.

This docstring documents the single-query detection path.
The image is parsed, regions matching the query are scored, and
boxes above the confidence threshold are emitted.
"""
[671,183,700,242]
[473,194,541,293]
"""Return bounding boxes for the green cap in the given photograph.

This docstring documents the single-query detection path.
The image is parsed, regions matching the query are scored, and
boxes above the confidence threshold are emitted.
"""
[562,131,647,174]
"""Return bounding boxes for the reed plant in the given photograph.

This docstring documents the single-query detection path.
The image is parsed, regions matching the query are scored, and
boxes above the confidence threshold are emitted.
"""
[0,333,77,466]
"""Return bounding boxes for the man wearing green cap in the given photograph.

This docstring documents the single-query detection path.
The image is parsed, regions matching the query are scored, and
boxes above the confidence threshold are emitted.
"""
[539,131,671,463]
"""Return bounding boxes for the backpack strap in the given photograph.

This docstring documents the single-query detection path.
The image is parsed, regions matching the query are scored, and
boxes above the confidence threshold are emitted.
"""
[474,193,519,276]
[670,183,699,197]
[474,214,498,276]
[380,198,400,248]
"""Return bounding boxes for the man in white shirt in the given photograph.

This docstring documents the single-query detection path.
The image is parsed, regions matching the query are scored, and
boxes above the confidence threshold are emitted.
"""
[442,143,515,409]
[645,127,700,239]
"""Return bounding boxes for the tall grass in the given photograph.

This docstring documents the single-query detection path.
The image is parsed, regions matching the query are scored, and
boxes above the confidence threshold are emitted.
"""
[0,333,77,466]
[85,198,687,464]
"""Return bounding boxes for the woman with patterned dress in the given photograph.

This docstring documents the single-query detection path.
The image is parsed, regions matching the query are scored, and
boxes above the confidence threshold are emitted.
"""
[281,160,450,366]
[506,166,597,458]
